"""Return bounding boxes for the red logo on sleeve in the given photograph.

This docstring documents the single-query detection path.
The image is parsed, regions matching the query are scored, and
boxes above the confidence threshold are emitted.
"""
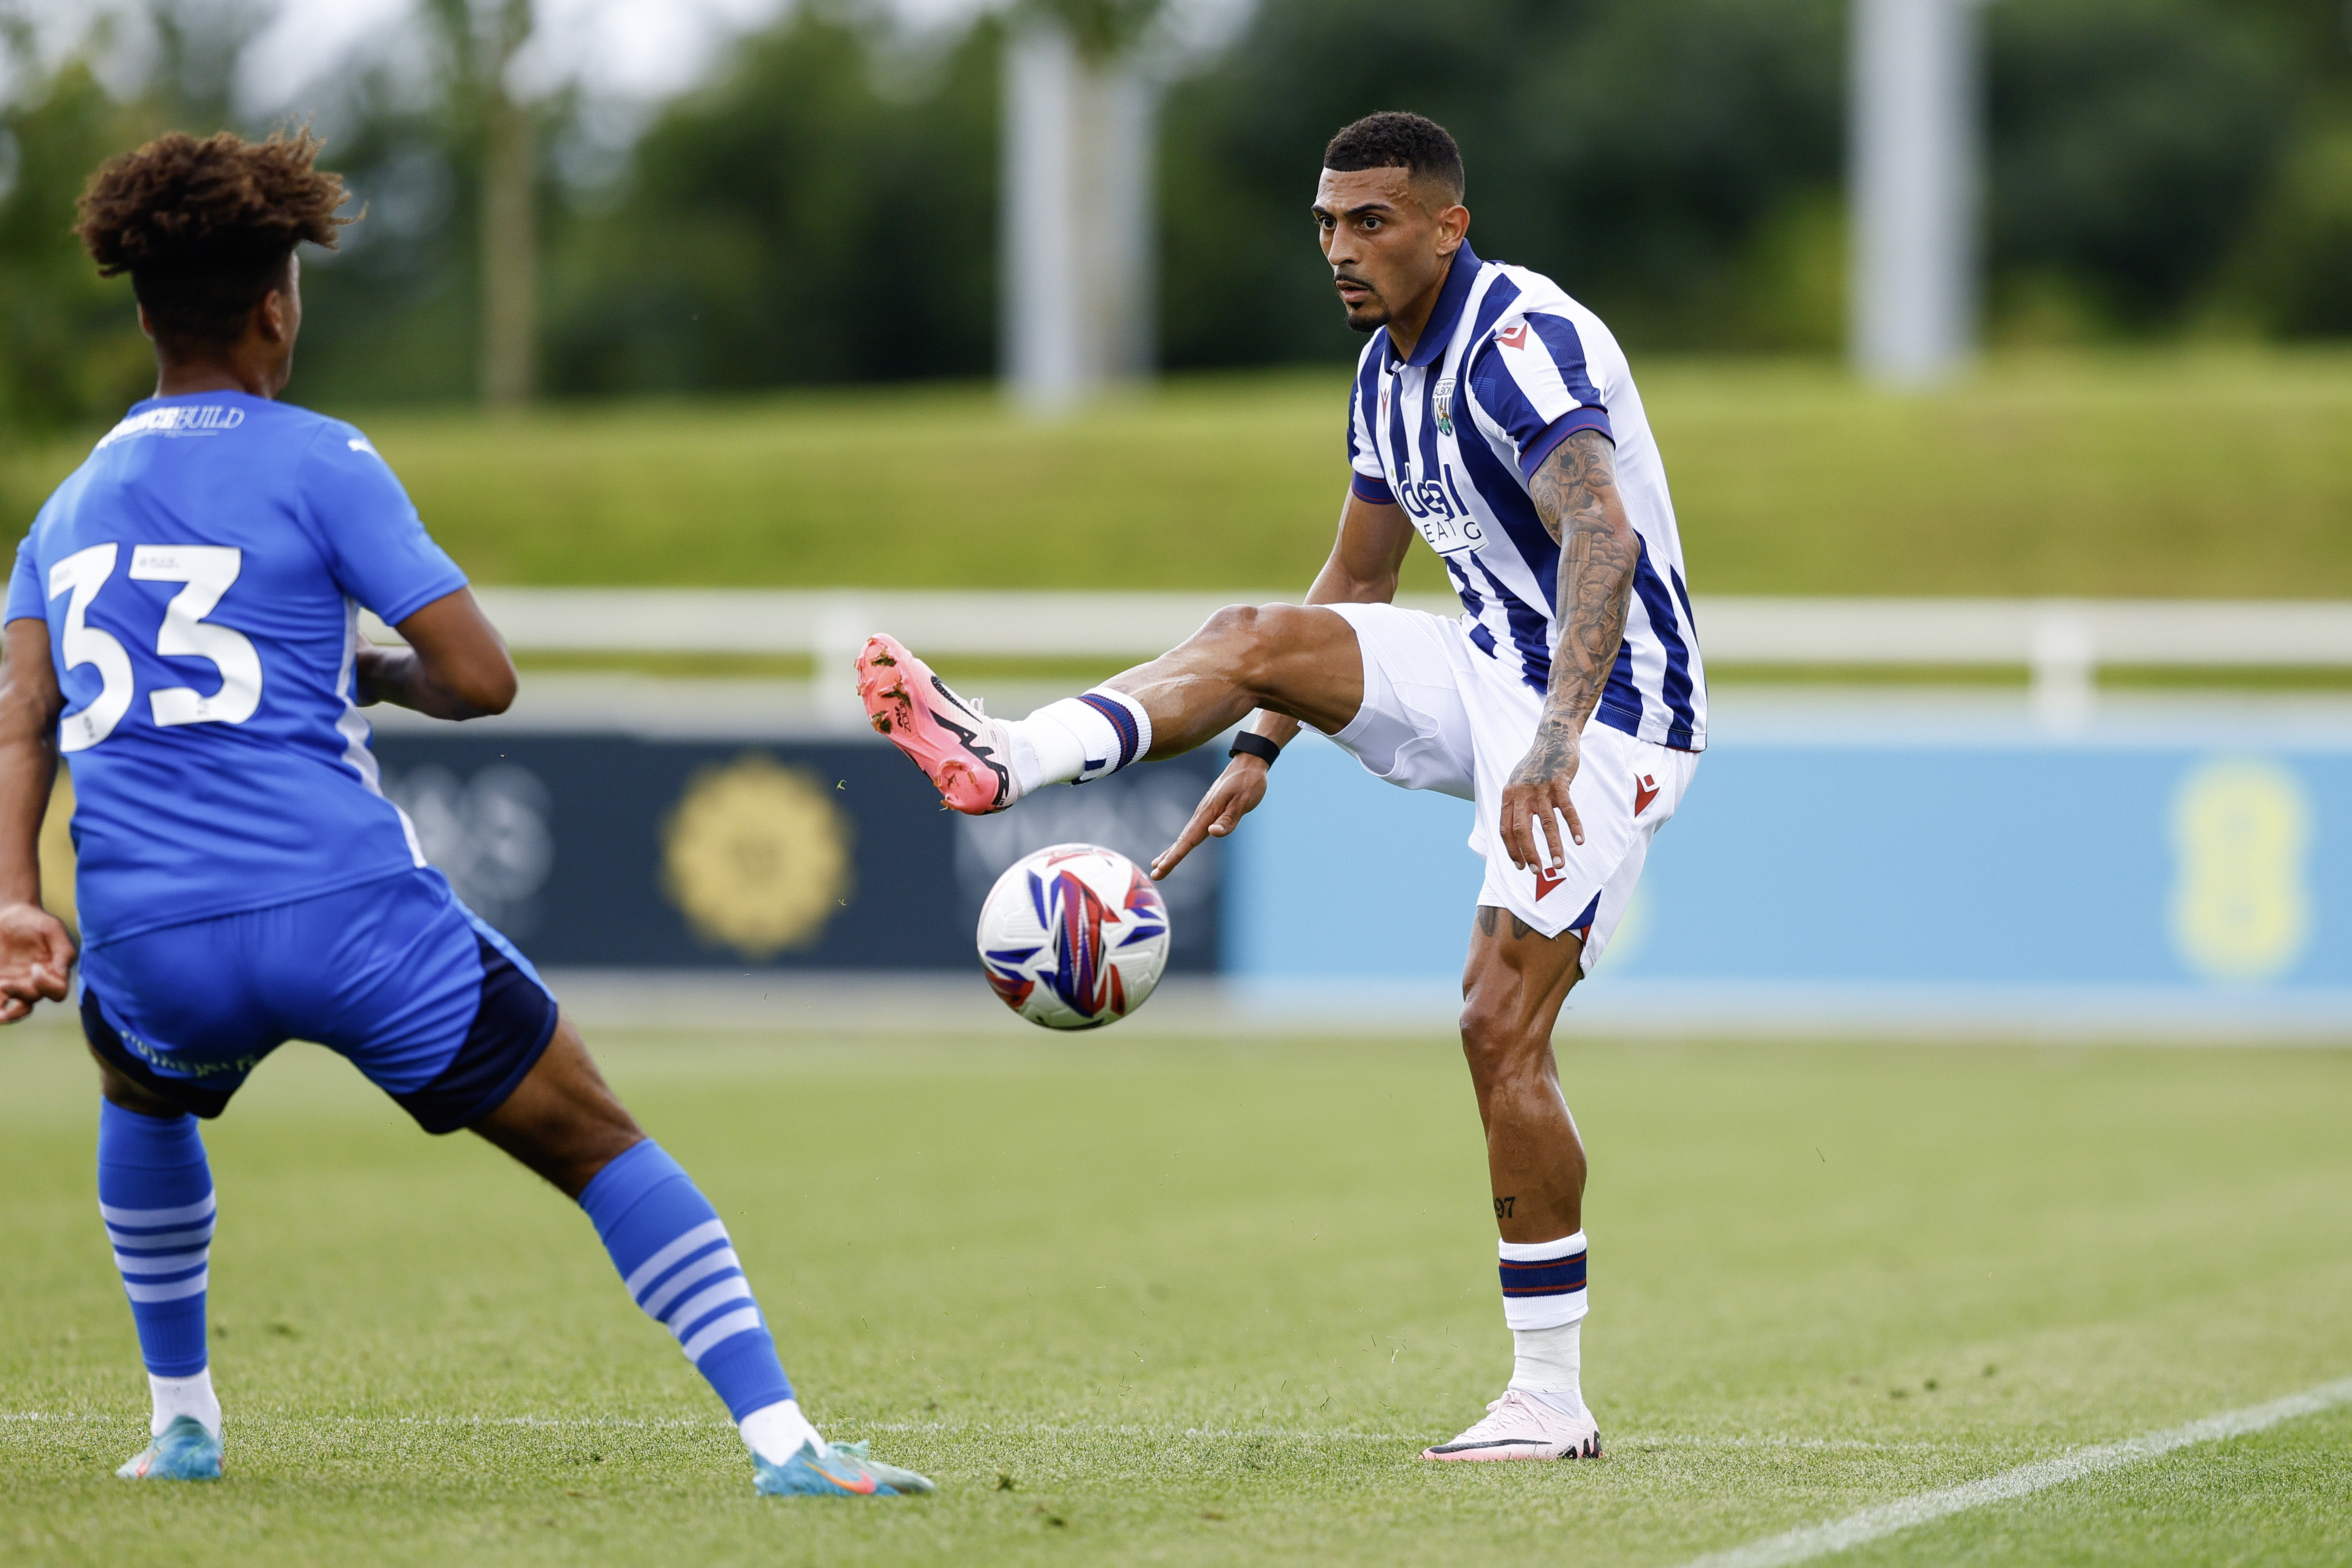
[1496,323,1530,350]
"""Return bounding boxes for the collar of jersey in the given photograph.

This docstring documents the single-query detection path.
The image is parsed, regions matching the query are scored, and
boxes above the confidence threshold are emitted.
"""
[1387,239,1484,371]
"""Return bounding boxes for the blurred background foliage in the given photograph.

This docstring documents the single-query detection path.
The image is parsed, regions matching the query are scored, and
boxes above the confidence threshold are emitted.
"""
[1,0,2349,432]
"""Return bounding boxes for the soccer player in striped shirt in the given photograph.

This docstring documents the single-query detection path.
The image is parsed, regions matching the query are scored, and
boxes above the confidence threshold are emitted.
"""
[0,131,927,1497]
[860,111,1705,1462]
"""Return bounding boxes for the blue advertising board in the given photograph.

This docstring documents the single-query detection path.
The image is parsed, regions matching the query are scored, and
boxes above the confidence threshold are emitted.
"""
[1222,710,2352,1029]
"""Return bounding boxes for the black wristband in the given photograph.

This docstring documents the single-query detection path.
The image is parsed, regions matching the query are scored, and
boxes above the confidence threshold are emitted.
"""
[1228,732,1282,766]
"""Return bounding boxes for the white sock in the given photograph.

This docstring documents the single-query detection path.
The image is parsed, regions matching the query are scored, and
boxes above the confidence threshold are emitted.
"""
[1508,1320,1586,1420]
[739,1398,823,1464]
[1006,688,1153,790]
[1499,1230,1589,1420]
[150,1368,221,1440]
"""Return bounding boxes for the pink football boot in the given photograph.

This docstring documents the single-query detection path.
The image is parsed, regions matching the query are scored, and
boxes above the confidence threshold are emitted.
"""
[1422,1390,1603,1462]
[855,634,1019,815]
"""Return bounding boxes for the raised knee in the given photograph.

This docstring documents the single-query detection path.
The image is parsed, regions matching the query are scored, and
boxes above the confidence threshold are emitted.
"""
[1198,602,1296,690]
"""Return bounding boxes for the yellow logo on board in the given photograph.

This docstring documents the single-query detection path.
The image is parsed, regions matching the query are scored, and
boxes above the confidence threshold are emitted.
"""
[661,755,852,960]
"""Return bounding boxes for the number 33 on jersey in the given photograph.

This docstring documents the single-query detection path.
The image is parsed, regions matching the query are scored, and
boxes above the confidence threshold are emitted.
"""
[49,542,261,751]
[7,392,470,946]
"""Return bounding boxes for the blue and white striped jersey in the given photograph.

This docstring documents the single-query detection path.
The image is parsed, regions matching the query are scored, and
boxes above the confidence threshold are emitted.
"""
[1346,240,1706,751]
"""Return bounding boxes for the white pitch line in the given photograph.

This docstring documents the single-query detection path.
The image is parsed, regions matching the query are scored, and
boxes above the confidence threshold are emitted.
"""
[1678,1376,2352,1568]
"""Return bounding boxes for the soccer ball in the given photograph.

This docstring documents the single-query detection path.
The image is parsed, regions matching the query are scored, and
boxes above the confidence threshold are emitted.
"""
[977,842,1171,1029]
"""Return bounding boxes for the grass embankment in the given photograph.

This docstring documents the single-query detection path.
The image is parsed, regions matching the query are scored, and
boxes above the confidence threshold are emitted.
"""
[5,349,2349,599]
[5,1029,2348,1565]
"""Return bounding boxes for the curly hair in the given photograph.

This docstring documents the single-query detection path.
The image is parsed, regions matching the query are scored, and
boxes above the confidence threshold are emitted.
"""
[75,129,353,348]
[1323,112,1466,204]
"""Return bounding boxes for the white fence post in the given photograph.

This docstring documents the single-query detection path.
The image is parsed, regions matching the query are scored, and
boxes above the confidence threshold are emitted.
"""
[1003,16,1154,415]
[2030,604,2096,734]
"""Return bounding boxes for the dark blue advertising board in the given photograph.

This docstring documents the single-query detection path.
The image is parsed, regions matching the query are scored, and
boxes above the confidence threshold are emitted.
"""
[366,733,1227,973]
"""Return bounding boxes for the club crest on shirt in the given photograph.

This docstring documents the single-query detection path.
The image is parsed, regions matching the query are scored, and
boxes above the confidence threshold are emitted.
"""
[1434,377,1456,436]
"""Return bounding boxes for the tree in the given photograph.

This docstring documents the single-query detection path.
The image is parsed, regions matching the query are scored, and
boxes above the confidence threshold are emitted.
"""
[420,0,539,406]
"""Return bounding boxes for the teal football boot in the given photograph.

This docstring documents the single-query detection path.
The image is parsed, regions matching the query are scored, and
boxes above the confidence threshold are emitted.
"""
[116,1415,222,1480]
[754,1438,934,1497]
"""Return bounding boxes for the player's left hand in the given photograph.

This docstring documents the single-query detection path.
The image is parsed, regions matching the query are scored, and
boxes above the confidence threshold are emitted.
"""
[1152,754,1270,881]
[1500,718,1585,872]
[0,901,75,1024]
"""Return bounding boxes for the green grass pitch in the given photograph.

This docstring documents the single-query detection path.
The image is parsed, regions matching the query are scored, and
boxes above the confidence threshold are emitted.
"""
[5,1025,2348,1565]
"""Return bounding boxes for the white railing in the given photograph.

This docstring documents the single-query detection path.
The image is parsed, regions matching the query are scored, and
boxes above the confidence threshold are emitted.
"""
[364,591,2352,728]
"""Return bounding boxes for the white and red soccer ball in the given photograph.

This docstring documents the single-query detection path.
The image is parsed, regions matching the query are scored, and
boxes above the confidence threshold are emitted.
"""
[977,843,1170,1029]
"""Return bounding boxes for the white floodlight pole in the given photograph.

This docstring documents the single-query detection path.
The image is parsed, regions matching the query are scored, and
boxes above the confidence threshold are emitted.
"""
[1006,20,1083,412]
[1850,0,1982,386]
[1003,16,1155,415]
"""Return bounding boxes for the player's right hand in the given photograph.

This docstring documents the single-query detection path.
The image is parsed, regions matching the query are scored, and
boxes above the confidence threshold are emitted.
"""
[1152,754,1271,880]
[0,901,75,1024]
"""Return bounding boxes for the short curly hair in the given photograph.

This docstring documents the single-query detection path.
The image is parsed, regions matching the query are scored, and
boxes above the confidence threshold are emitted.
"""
[75,129,353,348]
[1323,112,1466,204]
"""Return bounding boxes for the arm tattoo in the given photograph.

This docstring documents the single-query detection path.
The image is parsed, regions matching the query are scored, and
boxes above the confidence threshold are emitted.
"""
[1523,429,1637,752]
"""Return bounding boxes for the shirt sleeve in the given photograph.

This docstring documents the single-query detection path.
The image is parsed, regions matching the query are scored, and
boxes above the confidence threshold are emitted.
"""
[1345,360,1394,506]
[6,537,45,624]
[298,424,468,625]
[1465,310,1615,481]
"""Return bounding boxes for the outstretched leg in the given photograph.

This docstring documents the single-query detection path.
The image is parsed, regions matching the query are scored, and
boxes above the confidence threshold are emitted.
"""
[856,603,1365,814]
[471,1018,932,1496]
[1423,908,1601,1462]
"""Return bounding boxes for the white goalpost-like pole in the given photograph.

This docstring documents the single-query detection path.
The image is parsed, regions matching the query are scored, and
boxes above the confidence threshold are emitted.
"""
[1850,0,1982,386]
[1003,16,1156,415]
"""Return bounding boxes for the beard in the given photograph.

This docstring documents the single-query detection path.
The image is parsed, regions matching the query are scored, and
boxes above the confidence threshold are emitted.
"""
[1334,272,1386,333]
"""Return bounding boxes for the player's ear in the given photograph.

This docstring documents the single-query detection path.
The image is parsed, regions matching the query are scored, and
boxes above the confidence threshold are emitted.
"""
[256,256,299,345]
[1436,203,1470,256]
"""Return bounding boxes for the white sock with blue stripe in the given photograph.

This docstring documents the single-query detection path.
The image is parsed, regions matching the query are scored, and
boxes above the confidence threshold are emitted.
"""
[1008,687,1153,790]
[1500,1231,1589,1420]
[579,1140,818,1464]
[97,1101,222,1439]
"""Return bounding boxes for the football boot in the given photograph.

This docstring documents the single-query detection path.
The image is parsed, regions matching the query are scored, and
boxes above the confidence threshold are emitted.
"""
[754,1437,936,1497]
[115,1415,222,1481]
[855,634,1018,815]
[1422,1389,1603,1462]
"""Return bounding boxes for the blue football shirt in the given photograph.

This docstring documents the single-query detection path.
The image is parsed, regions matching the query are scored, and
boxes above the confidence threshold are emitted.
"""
[5,392,468,948]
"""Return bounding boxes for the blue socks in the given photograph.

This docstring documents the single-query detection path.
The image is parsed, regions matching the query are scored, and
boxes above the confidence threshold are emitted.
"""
[98,1102,214,1378]
[579,1141,794,1422]
[97,1119,800,1454]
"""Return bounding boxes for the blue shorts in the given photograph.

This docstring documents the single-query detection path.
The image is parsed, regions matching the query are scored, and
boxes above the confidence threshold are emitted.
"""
[78,868,559,1135]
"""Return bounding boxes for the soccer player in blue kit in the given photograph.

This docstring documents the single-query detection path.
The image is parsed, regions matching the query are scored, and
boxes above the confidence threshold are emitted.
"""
[0,131,929,1497]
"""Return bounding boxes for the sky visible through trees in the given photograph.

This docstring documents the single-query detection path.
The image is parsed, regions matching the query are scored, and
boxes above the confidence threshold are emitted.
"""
[1,0,2348,426]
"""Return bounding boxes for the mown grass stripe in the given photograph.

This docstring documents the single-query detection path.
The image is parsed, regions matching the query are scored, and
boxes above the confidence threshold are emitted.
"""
[1679,1376,2352,1568]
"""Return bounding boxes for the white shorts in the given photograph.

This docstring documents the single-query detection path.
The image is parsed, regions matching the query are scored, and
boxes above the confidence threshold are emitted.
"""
[1323,603,1699,971]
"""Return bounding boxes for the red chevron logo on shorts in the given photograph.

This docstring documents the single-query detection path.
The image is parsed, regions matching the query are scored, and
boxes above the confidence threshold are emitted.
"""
[1533,863,1566,900]
[1635,773,1660,815]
